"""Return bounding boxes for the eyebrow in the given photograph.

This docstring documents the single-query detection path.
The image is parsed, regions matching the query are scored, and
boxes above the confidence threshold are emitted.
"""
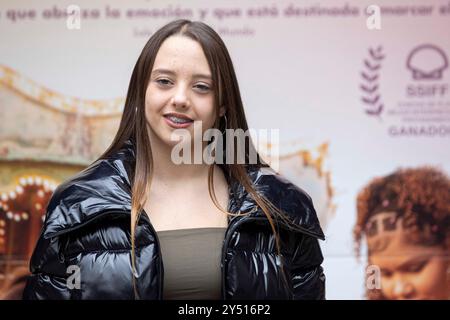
[151,68,212,80]
[375,255,430,273]
[397,256,429,270]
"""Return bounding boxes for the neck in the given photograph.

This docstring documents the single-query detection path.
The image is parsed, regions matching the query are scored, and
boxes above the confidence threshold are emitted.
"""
[148,130,212,183]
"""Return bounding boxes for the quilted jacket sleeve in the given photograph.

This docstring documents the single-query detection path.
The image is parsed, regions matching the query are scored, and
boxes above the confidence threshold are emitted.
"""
[22,235,73,300]
[23,272,72,300]
[290,233,326,300]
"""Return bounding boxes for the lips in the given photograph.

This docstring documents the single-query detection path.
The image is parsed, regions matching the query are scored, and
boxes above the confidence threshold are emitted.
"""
[163,113,194,128]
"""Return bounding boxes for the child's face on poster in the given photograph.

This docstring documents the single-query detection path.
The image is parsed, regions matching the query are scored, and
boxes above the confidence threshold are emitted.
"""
[367,212,449,299]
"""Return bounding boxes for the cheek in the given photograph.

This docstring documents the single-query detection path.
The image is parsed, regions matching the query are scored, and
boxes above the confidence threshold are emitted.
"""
[195,97,217,127]
[410,259,448,297]
[379,277,395,298]
[145,86,168,111]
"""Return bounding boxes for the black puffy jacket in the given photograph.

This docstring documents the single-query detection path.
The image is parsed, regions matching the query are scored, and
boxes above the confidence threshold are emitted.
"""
[23,140,326,300]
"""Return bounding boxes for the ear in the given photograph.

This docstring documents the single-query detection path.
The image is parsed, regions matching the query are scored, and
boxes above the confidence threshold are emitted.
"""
[219,105,226,117]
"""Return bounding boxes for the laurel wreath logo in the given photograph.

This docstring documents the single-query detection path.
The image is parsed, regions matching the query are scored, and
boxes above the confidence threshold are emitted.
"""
[360,46,385,118]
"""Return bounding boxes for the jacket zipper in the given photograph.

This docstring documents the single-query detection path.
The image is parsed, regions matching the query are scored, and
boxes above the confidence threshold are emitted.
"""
[220,208,324,299]
[220,207,260,300]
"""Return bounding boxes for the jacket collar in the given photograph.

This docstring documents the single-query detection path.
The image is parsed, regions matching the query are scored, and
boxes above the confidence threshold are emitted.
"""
[43,139,324,240]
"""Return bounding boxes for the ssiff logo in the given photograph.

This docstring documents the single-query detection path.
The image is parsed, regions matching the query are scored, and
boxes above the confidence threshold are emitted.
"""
[406,44,449,98]
[359,43,450,137]
[407,44,448,81]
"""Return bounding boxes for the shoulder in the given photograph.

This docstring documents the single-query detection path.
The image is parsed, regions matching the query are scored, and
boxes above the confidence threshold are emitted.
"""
[250,166,325,240]
[252,166,315,204]
[42,144,134,239]
[29,143,136,271]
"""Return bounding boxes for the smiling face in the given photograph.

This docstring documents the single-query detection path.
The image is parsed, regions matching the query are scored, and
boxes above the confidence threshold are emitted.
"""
[145,35,224,149]
[367,212,449,300]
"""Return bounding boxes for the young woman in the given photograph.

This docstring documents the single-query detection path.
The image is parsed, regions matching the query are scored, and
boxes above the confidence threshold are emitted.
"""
[23,19,325,300]
[354,167,449,300]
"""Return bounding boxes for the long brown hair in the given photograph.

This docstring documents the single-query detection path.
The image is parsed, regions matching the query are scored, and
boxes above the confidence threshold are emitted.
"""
[99,19,292,298]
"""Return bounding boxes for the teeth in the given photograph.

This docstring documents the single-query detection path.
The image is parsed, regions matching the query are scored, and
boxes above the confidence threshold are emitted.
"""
[167,116,192,124]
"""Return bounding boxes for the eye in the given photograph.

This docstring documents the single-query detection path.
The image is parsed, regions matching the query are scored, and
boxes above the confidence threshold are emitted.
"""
[194,84,210,92]
[155,78,172,86]
[380,269,393,277]
[405,261,427,273]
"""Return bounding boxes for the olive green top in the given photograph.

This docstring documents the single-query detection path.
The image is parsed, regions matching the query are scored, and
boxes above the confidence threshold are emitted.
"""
[157,227,227,300]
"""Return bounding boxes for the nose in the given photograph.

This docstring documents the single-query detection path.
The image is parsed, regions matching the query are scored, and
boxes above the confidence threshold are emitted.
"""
[391,277,415,299]
[171,85,190,109]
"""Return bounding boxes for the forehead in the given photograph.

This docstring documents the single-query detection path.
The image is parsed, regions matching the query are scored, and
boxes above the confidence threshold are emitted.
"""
[152,35,211,75]
[368,227,445,267]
